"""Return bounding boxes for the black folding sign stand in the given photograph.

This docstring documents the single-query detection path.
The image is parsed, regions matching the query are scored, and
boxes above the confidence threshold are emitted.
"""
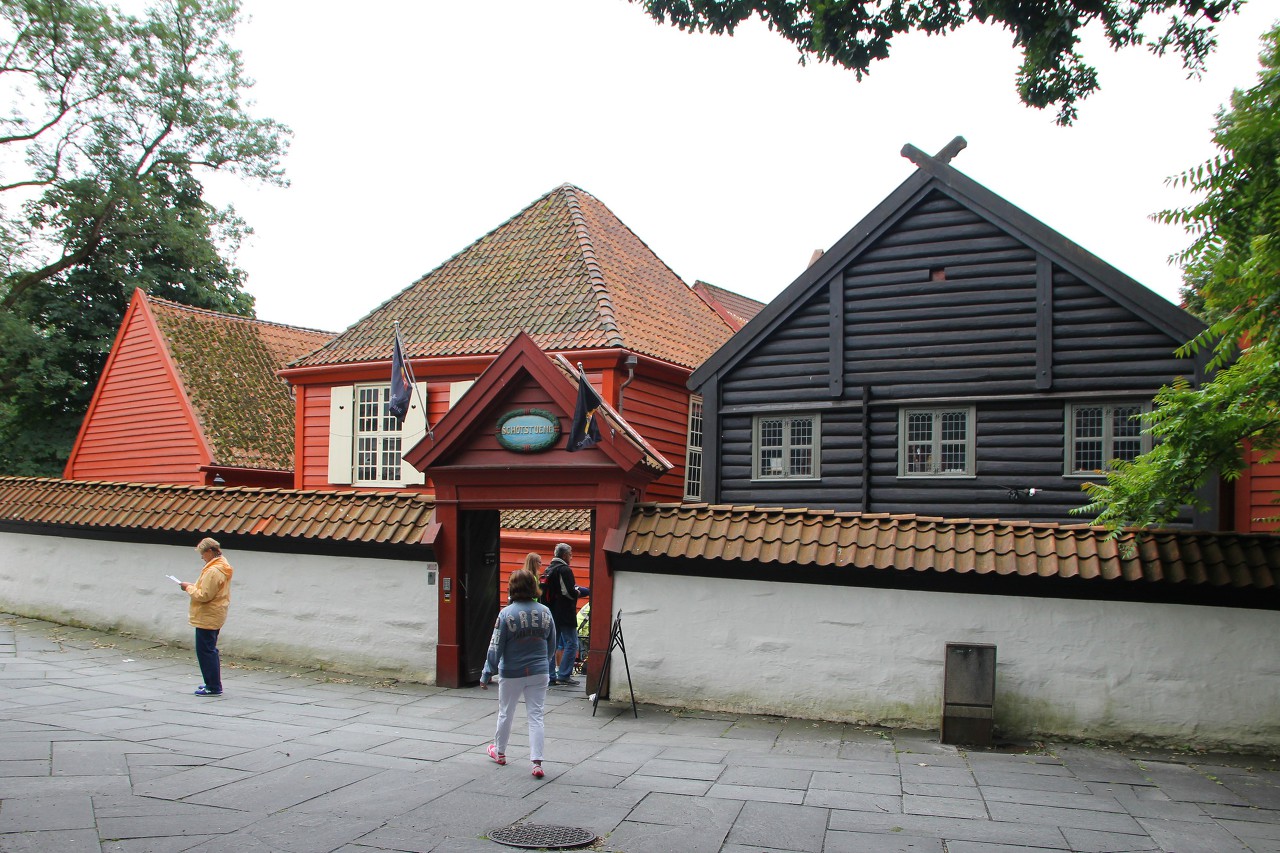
[592,610,637,718]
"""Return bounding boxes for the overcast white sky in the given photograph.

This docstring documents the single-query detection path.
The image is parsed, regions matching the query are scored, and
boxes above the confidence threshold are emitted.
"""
[205,1,1279,333]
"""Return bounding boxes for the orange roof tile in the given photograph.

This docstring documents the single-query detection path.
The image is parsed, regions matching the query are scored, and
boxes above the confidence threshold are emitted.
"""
[147,296,334,471]
[692,281,766,331]
[619,503,1280,592]
[0,477,588,543]
[7,479,1275,596]
[293,185,736,370]
[0,477,432,545]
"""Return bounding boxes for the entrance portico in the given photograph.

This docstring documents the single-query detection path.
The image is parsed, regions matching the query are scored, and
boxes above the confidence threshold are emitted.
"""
[404,332,669,690]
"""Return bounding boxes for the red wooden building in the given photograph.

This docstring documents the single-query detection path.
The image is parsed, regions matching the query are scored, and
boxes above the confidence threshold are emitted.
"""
[64,290,334,488]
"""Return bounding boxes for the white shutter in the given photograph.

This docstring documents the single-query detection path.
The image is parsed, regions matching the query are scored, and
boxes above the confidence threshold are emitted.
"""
[327,385,354,485]
[399,381,428,485]
[448,380,474,408]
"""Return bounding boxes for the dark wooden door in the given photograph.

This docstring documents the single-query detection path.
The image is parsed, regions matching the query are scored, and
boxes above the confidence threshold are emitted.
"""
[459,509,501,684]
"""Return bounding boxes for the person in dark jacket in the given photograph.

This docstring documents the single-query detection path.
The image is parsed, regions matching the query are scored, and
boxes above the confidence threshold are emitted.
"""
[542,542,580,686]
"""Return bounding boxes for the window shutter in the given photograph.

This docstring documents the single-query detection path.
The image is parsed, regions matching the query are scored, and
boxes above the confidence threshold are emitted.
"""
[448,380,474,408]
[327,385,354,485]
[400,381,428,485]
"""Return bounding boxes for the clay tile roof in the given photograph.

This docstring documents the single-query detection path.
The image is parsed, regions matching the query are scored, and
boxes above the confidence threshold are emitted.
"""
[500,509,592,532]
[619,503,1280,592]
[292,185,736,370]
[0,477,433,546]
[147,296,334,470]
[691,280,767,331]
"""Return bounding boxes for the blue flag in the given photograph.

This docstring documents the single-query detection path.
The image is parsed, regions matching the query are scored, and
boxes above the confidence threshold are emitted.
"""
[567,375,603,452]
[389,332,414,423]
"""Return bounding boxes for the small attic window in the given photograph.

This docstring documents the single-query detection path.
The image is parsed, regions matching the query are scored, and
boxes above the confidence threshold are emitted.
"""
[930,268,947,282]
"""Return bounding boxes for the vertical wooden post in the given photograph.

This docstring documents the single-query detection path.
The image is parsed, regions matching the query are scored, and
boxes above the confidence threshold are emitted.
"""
[434,497,461,688]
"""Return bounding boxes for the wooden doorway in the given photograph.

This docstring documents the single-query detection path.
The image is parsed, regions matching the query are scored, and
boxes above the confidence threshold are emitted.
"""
[458,509,500,684]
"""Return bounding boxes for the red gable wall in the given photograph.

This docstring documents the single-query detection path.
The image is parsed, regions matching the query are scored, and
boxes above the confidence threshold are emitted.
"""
[64,294,208,484]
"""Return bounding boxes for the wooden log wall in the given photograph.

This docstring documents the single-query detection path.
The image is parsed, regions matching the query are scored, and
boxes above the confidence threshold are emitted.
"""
[712,189,1200,523]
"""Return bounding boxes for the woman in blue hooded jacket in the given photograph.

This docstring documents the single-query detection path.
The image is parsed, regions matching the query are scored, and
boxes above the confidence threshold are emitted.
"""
[479,561,555,778]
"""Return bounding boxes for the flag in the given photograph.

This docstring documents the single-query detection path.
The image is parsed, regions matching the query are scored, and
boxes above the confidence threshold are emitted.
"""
[388,331,415,423]
[567,374,603,452]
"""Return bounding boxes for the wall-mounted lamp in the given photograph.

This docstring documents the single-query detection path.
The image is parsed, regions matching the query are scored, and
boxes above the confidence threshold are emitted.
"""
[1000,484,1036,501]
[212,475,225,485]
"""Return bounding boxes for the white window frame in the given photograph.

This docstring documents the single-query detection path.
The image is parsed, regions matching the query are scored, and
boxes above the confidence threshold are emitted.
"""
[898,407,976,478]
[1064,401,1151,476]
[752,414,820,481]
[328,382,427,487]
[684,395,703,501]
[354,384,405,486]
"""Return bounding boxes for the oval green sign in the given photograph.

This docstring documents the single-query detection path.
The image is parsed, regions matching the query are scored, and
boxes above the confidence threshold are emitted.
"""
[496,408,562,453]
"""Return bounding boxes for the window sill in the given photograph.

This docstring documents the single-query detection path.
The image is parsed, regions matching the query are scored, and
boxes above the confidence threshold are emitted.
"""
[896,473,977,480]
[750,476,822,483]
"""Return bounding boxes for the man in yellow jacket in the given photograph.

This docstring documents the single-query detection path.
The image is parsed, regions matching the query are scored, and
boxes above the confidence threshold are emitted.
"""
[181,537,234,696]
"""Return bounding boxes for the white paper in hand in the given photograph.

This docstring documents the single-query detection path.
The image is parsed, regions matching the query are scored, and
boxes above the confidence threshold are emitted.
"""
[166,575,181,584]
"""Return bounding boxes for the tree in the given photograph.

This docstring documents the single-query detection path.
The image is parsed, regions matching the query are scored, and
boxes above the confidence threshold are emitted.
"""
[633,0,1243,124]
[1079,23,1280,528]
[0,0,288,474]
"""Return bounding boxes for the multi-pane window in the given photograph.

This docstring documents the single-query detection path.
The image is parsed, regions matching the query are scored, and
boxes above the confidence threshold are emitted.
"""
[354,384,403,484]
[684,396,704,500]
[753,414,819,480]
[899,408,974,476]
[1067,403,1149,474]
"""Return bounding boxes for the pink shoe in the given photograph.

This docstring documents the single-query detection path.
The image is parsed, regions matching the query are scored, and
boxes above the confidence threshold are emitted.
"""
[531,763,545,779]
[487,744,506,765]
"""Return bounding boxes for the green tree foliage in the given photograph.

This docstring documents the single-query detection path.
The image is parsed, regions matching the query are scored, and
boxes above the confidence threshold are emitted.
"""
[1080,23,1280,528]
[0,0,288,474]
[634,0,1242,124]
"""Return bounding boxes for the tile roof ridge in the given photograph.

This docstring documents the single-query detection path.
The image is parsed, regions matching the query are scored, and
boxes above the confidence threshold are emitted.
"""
[560,185,625,350]
[144,292,336,337]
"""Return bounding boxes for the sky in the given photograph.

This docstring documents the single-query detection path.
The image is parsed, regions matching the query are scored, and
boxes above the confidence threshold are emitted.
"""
[203,1,1280,334]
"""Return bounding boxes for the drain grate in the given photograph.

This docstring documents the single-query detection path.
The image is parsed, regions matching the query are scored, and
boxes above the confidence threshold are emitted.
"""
[489,823,597,849]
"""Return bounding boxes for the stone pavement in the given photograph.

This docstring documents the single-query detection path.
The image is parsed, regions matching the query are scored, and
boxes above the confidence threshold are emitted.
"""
[0,615,1277,853]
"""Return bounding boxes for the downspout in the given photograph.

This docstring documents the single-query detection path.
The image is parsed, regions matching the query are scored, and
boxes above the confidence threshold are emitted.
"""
[617,353,638,413]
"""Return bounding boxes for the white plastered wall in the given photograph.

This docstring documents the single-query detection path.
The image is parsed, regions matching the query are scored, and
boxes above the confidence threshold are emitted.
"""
[608,572,1280,751]
[0,532,437,681]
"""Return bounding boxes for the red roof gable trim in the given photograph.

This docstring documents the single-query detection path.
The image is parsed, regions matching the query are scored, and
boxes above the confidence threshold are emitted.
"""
[404,331,670,478]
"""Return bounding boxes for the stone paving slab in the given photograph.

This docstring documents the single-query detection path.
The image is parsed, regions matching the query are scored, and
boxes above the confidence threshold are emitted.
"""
[0,614,1278,853]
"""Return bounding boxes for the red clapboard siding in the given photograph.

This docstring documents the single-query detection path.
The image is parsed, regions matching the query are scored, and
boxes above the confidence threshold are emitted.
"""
[1244,447,1280,532]
[620,372,692,502]
[65,301,207,484]
[298,385,332,489]
[500,530,592,615]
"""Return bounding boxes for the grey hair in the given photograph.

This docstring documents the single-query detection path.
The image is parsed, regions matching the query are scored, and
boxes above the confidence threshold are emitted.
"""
[554,542,572,559]
[195,537,221,555]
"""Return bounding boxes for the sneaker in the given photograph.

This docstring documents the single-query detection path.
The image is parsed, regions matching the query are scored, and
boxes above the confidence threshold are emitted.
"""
[556,678,581,687]
[531,764,545,779]
[193,686,222,696]
[487,744,506,766]
[547,678,559,686]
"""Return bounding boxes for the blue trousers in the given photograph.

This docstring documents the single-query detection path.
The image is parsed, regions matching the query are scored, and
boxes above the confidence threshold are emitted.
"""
[195,628,221,693]
[553,627,578,681]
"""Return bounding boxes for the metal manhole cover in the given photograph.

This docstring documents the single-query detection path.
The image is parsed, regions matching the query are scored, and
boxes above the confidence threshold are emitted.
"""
[489,823,596,849]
